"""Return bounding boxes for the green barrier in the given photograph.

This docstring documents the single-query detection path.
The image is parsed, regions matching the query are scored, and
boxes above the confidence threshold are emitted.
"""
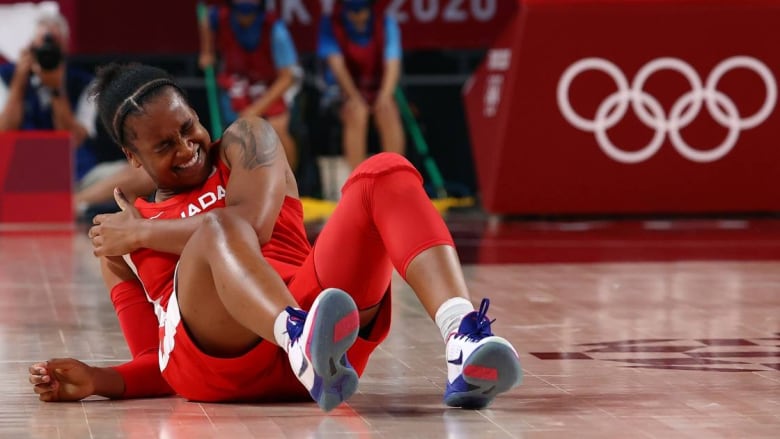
[196,2,223,138]
[394,87,448,199]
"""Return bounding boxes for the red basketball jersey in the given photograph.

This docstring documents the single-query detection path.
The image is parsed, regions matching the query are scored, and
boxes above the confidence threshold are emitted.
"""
[126,148,311,312]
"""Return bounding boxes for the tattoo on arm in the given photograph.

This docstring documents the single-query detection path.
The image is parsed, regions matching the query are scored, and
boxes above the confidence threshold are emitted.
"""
[223,119,279,170]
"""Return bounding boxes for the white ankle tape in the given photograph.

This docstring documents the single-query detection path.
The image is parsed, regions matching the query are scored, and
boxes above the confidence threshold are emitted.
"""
[435,297,474,342]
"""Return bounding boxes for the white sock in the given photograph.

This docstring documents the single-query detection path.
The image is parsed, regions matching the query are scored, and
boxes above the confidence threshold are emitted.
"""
[435,297,474,342]
[273,310,291,352]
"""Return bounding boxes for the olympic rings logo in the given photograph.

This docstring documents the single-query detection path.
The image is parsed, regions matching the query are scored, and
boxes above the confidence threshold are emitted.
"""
[557,57,777,163]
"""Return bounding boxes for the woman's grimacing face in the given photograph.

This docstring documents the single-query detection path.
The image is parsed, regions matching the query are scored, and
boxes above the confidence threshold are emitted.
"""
[122,88,213,194]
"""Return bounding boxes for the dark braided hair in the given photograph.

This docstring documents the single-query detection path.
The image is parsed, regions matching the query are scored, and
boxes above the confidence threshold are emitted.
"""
[91,63,188,149]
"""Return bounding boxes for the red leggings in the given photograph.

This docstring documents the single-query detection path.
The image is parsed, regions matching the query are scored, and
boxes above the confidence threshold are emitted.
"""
[274,152,456,387]
[293,152,455,312]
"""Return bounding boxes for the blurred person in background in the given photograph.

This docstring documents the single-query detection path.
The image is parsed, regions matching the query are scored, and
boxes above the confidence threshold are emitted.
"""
[317,0,405,171]
[199,0,300,170]
[0,11,153,218]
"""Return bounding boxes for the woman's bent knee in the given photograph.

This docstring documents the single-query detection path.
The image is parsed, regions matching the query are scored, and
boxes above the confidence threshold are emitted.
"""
[188,210,256,250]
[340,153,422,196]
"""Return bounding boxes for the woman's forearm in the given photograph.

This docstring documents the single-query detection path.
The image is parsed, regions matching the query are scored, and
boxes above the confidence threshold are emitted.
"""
[245,69,295,116]
[378,59,401,100]
[136,214,208,255]
[328,55,361,98]
[90,366,127,399]
[0,71,28,131]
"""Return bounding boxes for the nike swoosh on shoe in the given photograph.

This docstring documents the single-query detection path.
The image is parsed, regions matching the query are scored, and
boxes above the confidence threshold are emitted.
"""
[448,352,463,365]
[298,355,309,377]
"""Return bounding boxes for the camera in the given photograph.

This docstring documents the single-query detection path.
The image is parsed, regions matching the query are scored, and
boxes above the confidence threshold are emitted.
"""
[33,34,63,71]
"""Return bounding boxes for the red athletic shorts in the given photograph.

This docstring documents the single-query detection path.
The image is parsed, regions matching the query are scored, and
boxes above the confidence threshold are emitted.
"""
[159,262,391,402]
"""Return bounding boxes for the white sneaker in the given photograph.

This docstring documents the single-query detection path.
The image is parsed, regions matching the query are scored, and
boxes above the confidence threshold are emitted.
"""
[444,298,523,409]
[285,288,360,412]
